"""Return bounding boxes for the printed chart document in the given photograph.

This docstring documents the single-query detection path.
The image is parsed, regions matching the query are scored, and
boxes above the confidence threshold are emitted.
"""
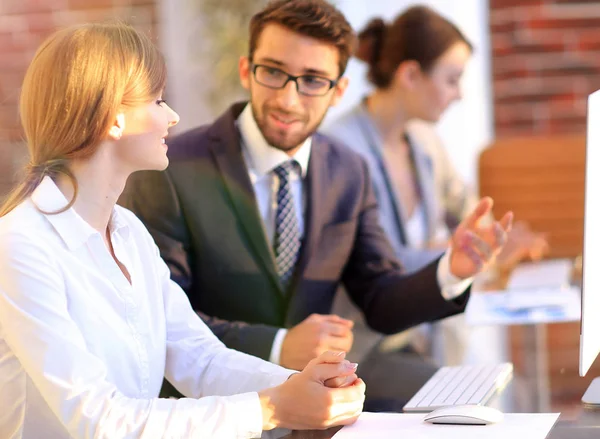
[333,412,559,439]
[465,287,580,326]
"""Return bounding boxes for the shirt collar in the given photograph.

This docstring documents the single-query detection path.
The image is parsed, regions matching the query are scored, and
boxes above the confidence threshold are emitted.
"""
[237,103,311,178]
[30,176,130,250]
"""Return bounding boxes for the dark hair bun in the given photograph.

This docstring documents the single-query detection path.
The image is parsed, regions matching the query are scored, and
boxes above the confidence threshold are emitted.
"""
[356,18,386,67]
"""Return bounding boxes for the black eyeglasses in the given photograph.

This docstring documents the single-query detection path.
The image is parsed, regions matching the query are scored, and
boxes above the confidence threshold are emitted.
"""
[251,64,338,97]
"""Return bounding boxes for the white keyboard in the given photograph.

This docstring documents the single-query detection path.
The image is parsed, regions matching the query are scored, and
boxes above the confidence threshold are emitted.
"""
[403,363,513,413]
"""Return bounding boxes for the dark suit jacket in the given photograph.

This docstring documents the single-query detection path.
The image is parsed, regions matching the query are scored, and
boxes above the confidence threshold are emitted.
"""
[120,102,470,360]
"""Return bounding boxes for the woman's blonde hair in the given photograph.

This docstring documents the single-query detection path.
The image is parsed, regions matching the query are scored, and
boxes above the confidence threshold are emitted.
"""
[0,22,167,217]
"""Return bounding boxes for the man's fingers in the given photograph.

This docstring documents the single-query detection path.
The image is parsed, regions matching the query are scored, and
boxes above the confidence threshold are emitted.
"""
[325,321,354,337]
[462,197,493,229]
[465,231,493,260]
[493,222,508,248]
[529,234,550,260]
[322,334,353,352]
[499,211,514,232]
[459,245,484,271]
[323,315,354,327]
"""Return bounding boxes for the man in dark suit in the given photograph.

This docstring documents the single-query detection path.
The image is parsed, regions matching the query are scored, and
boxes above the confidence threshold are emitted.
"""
[121,0,512,411]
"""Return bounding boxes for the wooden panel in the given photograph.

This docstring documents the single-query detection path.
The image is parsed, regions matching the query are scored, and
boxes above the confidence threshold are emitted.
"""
[479,134,586,259]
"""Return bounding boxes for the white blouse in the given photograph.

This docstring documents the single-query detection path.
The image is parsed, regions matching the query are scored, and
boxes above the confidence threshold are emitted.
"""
[403,202,428,250]
[0,177,292,439]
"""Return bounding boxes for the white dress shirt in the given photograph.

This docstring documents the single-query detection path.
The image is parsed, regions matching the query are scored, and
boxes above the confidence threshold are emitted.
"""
[237,104,472,366]
[0,176,292,439]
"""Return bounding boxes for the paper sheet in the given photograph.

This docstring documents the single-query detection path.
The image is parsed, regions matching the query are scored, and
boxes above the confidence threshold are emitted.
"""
[507,259,573,290]
[333,412,560,439]
[465,287,580,326]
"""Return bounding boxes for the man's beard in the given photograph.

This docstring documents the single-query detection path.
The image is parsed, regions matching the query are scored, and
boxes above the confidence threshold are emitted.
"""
[251,101,325,152]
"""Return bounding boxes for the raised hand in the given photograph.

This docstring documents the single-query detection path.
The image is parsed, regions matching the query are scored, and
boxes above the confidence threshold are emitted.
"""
[449,197,513,279]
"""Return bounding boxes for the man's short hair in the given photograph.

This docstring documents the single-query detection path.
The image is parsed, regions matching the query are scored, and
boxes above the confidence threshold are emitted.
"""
[249,0,356,77]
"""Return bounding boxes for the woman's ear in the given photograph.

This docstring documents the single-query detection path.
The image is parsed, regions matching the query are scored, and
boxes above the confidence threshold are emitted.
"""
[330,76,349,107]
[394,60,423,90]
[108,113,126,140]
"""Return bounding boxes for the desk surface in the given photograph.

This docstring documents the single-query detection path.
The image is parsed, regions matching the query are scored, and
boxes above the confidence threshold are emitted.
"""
[279,330,600,438]
[282,264,600,438]
[282,409,600,438]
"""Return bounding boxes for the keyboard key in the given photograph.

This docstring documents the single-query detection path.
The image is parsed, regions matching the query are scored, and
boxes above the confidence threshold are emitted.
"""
[403,363,513,413]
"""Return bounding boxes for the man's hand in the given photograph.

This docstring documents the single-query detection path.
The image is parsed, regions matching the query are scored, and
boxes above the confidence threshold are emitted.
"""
[259,351,365,431]
[495,220,549,272]
[280,314,354,371]
[450,197,513,279]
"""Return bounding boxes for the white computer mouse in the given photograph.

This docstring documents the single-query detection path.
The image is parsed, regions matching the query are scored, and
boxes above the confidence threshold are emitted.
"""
[423,404,504,425]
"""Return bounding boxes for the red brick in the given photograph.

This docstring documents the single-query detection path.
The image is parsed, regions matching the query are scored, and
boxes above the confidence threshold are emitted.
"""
[495,77,576,102]
[543,3,600,20]
[577,29,600,51]
[493,68,530,81]
[495,94,576,114]
[547,118,587,135]
[124,6,154,29]
[495,119,543,137]
[511,28,568,53]
[548,101,586,120]
[0,105,21,134]
[490,8,518,33]
[553,0,600,3]
[491,34,513,56]
[7,127,26,143]
[493,52,600,87]
[0,15,29,33]
[53,9,120,26]
[0,51,34,72]
[490,0,543,10]
[527,17,600,29]
[67,0,114,10]
[0,0,66,15]
[25,12,56,33]
[528,52,600,75]
[0,72,24,106]
[115,0,154,5]
[0,32,33,54]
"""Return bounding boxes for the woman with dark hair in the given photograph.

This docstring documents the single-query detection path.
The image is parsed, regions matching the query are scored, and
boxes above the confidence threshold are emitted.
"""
[323,4,546,407]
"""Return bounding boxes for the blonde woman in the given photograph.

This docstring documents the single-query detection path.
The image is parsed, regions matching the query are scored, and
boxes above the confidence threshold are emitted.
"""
[0,23,365,438]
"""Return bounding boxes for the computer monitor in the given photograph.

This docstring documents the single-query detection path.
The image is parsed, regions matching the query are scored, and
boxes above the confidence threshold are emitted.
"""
[580,88,600,405]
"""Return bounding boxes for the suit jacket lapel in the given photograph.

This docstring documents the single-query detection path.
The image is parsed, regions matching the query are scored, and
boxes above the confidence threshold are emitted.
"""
[208,104,282,293]
[409,136,438,241]
[355,104,408,245]
[293,134,326,284]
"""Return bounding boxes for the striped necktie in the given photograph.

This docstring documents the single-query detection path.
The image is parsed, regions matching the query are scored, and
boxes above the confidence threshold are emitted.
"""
[273,160,301,289]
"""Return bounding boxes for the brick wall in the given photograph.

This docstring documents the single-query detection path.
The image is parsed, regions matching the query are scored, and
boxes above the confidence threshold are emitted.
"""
[0,0,158,199]
[490,0,600,137]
